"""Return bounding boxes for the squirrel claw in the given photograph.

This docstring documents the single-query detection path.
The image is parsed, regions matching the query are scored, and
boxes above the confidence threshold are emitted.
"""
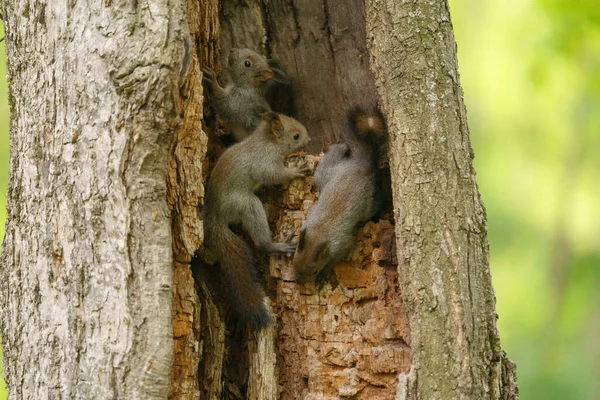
[315,267,334,290]
[201,67,216,84]
[285,230,296,244]
[266,242,297,255]
[292,165,310,179]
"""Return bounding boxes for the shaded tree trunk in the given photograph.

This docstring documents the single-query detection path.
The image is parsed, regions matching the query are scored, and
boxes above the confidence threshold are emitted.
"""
[0,0,517,399]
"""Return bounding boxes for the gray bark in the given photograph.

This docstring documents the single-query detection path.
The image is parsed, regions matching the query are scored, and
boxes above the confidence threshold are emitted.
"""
[0,1,189,398]
[366,0,519,399]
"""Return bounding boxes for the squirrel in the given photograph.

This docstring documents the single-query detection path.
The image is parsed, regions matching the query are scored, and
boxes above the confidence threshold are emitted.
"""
[203,112,310,330]
[202,48,288,143]
[293,107,387,288]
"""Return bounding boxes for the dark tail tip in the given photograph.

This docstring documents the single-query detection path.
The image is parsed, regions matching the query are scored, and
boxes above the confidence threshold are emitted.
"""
[348,106,386,139]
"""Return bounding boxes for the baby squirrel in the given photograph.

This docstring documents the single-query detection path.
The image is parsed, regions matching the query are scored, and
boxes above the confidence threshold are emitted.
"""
[203,112,310,330]
[293,107,387,288]
[202,48,288,142]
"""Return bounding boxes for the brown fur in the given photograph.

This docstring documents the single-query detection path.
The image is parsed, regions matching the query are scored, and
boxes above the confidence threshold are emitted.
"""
[355,114,385,137]
[203,112,311,330]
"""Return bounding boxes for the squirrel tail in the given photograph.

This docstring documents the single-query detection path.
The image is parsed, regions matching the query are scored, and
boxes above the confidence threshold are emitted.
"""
[213,226,274,331]
[346,107,387,159]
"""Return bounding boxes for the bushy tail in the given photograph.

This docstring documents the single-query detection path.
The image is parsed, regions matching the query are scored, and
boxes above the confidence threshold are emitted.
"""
[346,107,387,161]
[213,226,273,331]
[347,107,391,219]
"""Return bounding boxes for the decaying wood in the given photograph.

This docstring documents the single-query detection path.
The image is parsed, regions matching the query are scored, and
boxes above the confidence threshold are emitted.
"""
[208,1,411,397]
[270,157,409,399]
[166,0,221,398]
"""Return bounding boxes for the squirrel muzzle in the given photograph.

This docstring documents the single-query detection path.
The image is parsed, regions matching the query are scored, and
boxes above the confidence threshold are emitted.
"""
[255,67,274,83]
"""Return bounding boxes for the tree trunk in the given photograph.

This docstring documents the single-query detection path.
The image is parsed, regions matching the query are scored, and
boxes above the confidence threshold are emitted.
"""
[0,0,518,399]
[366,1,519,398]
[0,0,189,398]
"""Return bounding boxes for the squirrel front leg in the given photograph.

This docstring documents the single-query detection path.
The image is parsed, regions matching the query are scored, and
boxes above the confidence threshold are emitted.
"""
[201,67,225,95]
[261,163,310,186]
[201,67,232,113]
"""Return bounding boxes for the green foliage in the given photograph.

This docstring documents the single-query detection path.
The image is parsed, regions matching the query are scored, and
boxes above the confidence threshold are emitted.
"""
[449,0,600,398]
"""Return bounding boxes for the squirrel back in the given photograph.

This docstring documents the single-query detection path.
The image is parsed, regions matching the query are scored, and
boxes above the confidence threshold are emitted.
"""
[293,107,387,287]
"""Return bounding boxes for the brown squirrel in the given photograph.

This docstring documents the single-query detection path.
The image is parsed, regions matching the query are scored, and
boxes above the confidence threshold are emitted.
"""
[293,107,387,288]
[202,48,288,142]
[203,112,310,330]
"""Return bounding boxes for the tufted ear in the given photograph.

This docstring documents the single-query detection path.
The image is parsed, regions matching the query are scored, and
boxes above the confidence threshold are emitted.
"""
[267,59,290,84]
[227,48,240,66]
[261,112,284,139]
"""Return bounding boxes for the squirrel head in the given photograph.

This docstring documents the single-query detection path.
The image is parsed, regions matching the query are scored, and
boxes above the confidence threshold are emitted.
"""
[227,48,288,87]
[260,112,310,153]
[292,226,330,284]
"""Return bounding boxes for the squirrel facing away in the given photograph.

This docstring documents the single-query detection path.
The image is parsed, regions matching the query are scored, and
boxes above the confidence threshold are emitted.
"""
[203,112,310,330]
[293,107,387,288]
[202,48,288,142]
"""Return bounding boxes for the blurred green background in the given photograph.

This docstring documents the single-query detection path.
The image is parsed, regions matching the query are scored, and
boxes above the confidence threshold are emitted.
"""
[0,0,599,398]
[449,0,600,398]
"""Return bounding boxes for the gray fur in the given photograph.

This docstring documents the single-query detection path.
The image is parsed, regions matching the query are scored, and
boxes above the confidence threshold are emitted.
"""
[203,48,282,142]
[293,109,385,287]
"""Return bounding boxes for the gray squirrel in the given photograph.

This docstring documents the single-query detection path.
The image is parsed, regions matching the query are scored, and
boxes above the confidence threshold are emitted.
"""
[202,48,288,142]
[203,112,310,330]
[293,107,387,288]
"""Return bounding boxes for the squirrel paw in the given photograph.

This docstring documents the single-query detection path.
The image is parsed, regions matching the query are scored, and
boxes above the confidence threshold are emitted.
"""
[291,165,311,179]
[201,67,216,85]
[315,267,334,290]
[266,242,297,256]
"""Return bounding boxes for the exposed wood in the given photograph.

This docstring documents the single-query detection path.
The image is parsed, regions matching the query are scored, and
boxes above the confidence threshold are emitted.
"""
[270,159,408,399]
[167,0,220,398]
[247,323,278,400]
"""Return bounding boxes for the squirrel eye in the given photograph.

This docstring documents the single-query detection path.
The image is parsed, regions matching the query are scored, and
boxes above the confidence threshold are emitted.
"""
[244,60,251,68]
[293,133,300,140]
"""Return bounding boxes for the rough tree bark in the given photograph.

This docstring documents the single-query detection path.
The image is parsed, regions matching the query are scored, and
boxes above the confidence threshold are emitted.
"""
[0,0,518,399]
[366,1,518,398]
[0,0,189,398]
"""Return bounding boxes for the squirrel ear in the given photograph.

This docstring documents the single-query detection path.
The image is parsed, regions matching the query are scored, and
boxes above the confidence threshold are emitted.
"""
[262,112,283,138]
[298,227,307,251]
[314,242,329,262]
[271,67,289,84]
